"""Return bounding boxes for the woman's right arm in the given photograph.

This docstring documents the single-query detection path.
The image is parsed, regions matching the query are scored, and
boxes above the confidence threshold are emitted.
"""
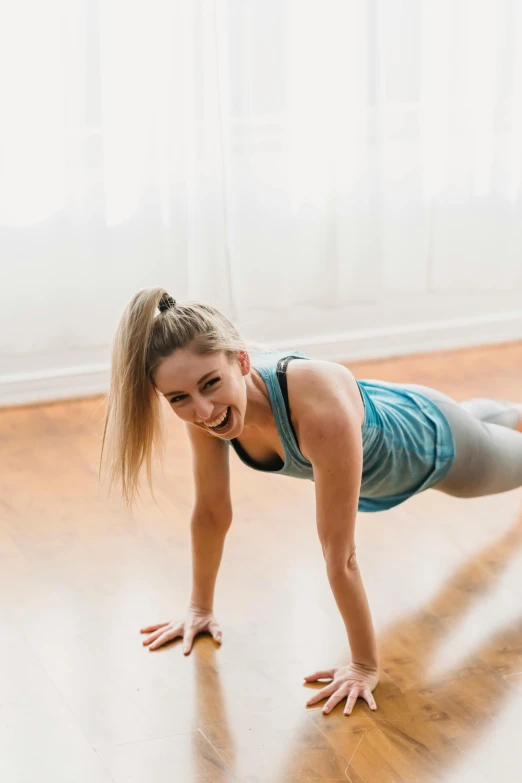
[189,513,230,610]
[187,421,233,610]
[141,424,233,652]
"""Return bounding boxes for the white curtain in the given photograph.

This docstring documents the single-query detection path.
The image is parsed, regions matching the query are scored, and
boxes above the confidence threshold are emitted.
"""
[2,0,522,355]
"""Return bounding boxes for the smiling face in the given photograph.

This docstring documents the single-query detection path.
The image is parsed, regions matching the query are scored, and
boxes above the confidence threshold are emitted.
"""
[153,343,251,438]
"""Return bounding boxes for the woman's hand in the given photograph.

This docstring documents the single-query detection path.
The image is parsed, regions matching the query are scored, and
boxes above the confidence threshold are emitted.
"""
[304,662,379,715]
[140,605,222,654]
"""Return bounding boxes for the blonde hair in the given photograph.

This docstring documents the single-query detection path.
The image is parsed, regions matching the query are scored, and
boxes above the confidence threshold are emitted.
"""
[99,287,268,508]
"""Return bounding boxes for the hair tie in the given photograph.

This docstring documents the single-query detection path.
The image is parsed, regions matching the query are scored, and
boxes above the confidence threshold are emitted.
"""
[158,295,176,313]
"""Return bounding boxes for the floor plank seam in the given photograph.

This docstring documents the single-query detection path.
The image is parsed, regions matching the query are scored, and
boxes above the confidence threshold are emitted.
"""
[197,727,239,780]
[343,728,368,781]
[110,730,201,747]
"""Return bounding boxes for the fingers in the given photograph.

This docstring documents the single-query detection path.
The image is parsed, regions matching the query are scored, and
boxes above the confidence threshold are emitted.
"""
[142,622,182,648]
[140,623,169,634]
[184,621,222,652]
[142,628,166,646]
[148,630,177,650]
[306,682,337,707]
[363,688,377,711]
[308,685,377,716]
[303,669,335,682]
[141,619,223,654]
[322,684,351,714]
[343,688,360,716]
[208,622,222,644]
[342,687,377,716]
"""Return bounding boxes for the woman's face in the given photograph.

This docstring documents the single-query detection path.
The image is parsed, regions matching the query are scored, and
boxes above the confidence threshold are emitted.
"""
[153,345,250,439]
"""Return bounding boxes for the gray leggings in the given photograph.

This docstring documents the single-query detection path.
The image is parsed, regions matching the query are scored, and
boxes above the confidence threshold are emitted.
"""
[401,385,522,498]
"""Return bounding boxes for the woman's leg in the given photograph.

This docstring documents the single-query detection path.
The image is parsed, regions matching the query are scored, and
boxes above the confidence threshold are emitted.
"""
[402,384,522,499]
[458,397,521,429]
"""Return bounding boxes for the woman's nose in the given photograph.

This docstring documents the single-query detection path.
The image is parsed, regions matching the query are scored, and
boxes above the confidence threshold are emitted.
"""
[193,397,214,421]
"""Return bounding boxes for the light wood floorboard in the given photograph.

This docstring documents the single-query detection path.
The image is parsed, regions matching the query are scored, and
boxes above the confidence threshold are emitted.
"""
[1,341,522,782]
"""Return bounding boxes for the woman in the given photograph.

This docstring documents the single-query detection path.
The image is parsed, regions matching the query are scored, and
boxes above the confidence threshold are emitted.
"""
[100,288,522,717]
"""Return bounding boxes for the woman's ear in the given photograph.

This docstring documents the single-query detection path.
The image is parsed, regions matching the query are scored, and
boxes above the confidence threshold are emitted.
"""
[239,350,251,376]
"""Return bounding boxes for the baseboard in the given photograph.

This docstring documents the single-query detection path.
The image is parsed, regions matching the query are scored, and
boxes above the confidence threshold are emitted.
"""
[269,310,522,361]
[0,364,110,408]
[2,311,522,408]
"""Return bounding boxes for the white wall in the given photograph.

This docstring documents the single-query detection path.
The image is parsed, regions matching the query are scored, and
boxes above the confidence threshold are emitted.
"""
[2,1,522,407]
[2,279,521,408]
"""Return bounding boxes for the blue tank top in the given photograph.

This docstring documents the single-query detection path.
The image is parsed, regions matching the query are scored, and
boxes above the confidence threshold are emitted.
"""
[226,350,456,513]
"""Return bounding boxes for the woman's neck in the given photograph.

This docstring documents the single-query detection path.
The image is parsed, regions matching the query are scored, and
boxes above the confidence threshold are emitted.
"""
[242,369,274,434]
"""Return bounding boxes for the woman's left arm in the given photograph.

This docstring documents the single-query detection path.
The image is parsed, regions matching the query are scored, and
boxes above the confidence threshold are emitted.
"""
[297,367,379,713]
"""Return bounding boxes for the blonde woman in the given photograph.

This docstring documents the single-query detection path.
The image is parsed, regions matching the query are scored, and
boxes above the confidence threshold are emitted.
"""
[100,288,522,717]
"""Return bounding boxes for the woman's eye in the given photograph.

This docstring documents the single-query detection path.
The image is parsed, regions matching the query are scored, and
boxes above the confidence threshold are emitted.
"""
[170,378,219,404]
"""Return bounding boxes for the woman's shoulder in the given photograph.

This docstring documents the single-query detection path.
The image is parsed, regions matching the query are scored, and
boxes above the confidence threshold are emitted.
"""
[287,357,365,426]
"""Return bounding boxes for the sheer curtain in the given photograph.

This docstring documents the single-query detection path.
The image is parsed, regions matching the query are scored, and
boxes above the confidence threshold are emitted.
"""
[1,0,522,356]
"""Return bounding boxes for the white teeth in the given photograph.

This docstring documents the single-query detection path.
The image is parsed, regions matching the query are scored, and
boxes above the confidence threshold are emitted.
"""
[206,407,229,429]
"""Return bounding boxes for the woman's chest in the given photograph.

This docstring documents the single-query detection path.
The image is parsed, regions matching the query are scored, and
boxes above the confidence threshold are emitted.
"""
[234,425,285,468]
[234,419,309,468]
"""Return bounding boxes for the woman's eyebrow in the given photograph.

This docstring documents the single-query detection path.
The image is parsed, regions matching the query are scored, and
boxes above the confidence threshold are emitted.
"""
[164,370,219,397]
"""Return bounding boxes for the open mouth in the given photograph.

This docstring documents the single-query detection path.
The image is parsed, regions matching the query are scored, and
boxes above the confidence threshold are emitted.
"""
[207,406,232,434]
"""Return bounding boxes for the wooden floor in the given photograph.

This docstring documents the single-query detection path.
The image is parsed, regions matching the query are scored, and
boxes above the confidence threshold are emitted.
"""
[1,341,522,782]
